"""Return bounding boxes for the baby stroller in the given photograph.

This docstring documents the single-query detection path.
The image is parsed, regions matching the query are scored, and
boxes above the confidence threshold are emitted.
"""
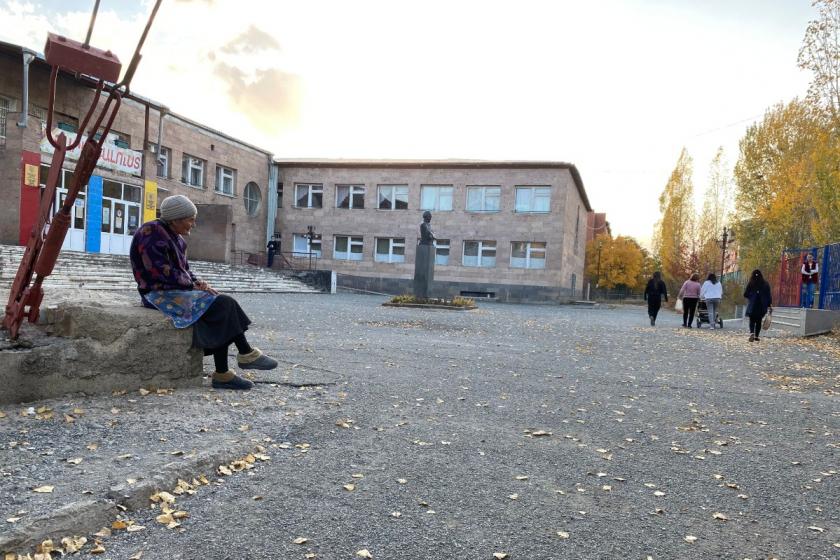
[696,299,723,329]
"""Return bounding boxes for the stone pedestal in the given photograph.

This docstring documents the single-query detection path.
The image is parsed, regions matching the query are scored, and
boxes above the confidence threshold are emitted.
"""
[0,304,203,404]
[413,244,435,299]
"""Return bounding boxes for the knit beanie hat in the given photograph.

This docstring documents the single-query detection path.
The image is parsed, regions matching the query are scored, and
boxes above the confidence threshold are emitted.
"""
[160,195,197,222]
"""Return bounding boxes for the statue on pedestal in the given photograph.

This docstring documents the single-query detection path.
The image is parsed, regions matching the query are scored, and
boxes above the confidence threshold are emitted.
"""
[413,211,436,299]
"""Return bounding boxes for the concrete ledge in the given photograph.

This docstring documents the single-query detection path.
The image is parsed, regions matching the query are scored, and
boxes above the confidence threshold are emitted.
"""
[0,304,203,404]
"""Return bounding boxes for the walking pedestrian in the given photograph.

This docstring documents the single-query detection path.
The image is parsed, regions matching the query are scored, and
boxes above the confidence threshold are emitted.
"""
[743,269,773,342]
[801,253,819,308]
[677,273,701,328]
[700,273,723,329]
[130,195,279,390]
[643,271,668,326]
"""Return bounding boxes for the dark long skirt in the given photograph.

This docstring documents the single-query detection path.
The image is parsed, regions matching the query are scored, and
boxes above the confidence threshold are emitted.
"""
[648,300,662,319]
[192,294,251,353]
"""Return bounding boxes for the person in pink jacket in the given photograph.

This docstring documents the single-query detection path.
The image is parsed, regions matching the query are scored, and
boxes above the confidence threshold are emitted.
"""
[677,273,702,328]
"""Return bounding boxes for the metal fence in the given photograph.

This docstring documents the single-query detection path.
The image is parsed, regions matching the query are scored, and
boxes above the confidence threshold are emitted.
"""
[775,242,840,310]
[230,250,320,271]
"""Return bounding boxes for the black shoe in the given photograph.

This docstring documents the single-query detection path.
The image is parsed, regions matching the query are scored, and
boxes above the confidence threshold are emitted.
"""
[212,371,254,390]
[238,348,279,370]
[650,317,655,326]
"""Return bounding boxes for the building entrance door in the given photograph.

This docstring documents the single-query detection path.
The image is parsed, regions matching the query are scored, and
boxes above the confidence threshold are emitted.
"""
[100,180,142,255]
[41,165,86,252]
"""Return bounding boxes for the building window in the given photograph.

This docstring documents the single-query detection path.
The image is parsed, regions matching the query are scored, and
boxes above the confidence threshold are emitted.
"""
[336,184,365,209]
[0,95,12,146]
[420,185,453,211]
[466,186,501,212]
[181,155,205,187]
[571,273,577,293]
[375,237,405,263]
[156,146,170,178]
[378,185,408,210]
[510,241,546,269]
[243,182,261,215]
[295,183,323,208]
[514,186,551,213]
[293,233,322,257]
[334,235,364,261]
[277,182,283,208]
[216,165,236,196]
[463,240,496,267]
[435,239,450,266]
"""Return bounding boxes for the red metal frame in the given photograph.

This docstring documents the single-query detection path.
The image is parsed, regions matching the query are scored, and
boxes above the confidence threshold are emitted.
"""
[2,0,162,340]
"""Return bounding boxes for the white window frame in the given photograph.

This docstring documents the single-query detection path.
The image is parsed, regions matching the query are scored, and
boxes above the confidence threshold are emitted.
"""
[156,146,171,178]
[293,233,322,257]
[243,182,261,215]
[0,95,13,146]
[510,241,547,269]
[336,184,366,209]
[295,183,323,208]
[514,186,551,213]
[374,237,406,263]
[435,239,450,266]
[215,165,236,196]
[377,185,409,210]
[420,185,453,211]
[182,154,205,188]
[333,235,364,261]
[466,186,501,212]
[463,240,497,267]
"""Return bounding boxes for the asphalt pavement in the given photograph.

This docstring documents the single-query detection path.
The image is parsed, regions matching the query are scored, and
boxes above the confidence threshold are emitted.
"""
[2,293,838,560]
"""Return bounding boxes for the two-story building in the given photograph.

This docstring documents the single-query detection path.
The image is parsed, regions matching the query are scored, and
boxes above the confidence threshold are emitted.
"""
[0,40,275,262]
[274,160,591,302]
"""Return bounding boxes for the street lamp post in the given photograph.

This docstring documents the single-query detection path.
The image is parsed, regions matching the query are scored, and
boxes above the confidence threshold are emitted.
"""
[596,240,603,291]
[304,225,316,270]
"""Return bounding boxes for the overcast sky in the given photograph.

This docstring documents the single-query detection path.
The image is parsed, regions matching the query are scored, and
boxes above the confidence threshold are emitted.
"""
[0,0,816,244]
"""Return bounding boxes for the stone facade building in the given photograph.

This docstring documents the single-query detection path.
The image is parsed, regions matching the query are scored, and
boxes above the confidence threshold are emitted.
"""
[274,160,592,302]
[0,40,275,262]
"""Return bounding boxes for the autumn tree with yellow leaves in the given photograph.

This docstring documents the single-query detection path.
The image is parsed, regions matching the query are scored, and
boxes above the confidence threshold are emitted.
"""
[653,148,695,290]
[585,234,648,291]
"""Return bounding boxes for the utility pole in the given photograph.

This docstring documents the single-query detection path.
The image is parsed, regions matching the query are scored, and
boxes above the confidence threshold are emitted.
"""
[718,226,733,279]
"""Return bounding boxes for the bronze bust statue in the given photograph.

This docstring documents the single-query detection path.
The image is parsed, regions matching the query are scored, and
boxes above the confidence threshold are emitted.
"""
[419,211,436,245]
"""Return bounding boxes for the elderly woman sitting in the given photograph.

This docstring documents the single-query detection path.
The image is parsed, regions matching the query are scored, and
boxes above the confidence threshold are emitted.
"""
[129,195,277,390]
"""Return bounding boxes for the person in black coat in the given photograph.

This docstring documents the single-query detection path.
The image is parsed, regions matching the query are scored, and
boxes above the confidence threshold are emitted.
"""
[743,269,772,342]
[643,271,668,326]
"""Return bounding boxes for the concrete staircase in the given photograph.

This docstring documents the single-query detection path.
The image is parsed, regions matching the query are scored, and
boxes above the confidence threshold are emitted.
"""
[0,244,322,294]
[769,306,840,336]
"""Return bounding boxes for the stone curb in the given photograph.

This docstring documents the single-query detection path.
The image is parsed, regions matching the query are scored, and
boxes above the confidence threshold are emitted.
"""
[0,438,259,553]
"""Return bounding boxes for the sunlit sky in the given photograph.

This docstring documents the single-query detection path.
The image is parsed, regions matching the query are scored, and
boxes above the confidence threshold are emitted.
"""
[0,0,816,245]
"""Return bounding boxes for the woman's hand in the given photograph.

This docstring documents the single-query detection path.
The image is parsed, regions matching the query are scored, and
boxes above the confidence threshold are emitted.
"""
[194,280,219,295]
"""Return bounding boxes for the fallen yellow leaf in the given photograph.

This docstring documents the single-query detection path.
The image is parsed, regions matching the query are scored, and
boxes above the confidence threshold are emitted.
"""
[343,484,356,491]
[293,537,308,544]
[112,520,128,530]
[356,550,373,559]
[712,512,728,521]
[493,553,508,559]
[557,531,570,539]
[684,535,698,543]
[90,541,106,554]
[130,551,144,560]
[60,536,87,553]
[33,485,54,493]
